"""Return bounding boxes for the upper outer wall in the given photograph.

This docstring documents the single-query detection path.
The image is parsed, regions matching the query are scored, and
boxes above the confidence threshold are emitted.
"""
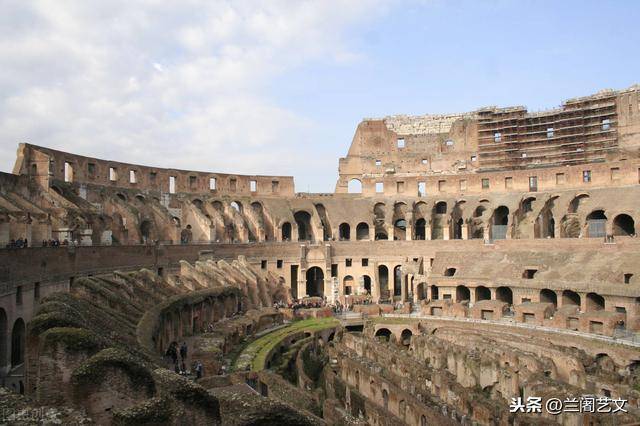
[12,143,296,197]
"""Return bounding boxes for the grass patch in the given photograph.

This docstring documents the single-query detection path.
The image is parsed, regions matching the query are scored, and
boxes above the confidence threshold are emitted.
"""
[234,318,338,372]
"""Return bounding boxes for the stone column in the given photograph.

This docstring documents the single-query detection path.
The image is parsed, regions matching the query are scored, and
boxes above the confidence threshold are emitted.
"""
[461,222,469,240]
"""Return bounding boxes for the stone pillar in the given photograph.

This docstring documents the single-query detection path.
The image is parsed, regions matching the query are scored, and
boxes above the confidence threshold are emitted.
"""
[425,223,432,241]
[369,225,375,241]
[372,263,381,303]
[387,224,394,241]
[406,213,413,241]
[461,222,469,240]
[400,271,407,302]
[443,223,450,241]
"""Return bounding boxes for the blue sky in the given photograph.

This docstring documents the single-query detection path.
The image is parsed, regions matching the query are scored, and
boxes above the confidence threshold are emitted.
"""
[1,0,638,192]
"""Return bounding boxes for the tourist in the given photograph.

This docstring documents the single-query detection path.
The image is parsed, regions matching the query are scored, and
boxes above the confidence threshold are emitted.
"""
[195,361,203,380]
[180,342,188,361]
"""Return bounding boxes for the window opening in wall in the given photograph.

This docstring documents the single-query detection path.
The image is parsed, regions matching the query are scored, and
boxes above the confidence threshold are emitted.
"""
[556,173,565,185]
[362,258,368,267]
[583,170,591,183]
[602,119,611,130]
[616,306,627,314]
[129,170,137,184]
[482,178,490,190]
[375,159,382,166]
[169,176,176,193]
[272,180,279,192]
[397,138,405,148]
[261,260,267,269]
[471,155,477,162]
[149,172,157,182]
[346,258,352,267]
[522,298,532,303]
[547,127,554,138]
[611,167,620,181]
[277,259,283,269]
[87,163,96,177]
[624,273,633,284]
[445,139,454,146]
[209,177,216,190]
[521,152,527,158]
[109,167,117,182]
[418,181,426,196]
[443,294,452,300]
[504,177,513,189]
[375,182,384,193]
[230,178,237,192]
[34,282,40,300]
[421,158,428,164]
[494,132,501,142]
[396,181,404,193]
[188,176,196,189]
[459,179,467,191]
[64,162,73,182]
[523,269,537,279]
[438,180,446,191]
[444,268,456,277]
[250,180,257,192]
[529,176,538,192]
[16,285,22,305]
[331,264,338,277]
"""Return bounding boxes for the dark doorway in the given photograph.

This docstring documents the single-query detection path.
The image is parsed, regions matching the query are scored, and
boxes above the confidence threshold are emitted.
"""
[306,267,324,297]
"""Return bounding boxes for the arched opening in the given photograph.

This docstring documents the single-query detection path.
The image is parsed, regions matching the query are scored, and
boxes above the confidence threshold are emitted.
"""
[596,353,616,373]
[363,275,372,294]
[348,178,362,193]
[400,329,412,347]
[356,222,369,240]
[382,389,389,410]
[0,308,7,367]
[374,203,388,240]
[475,286,491,302]
[378,265,389,300]
[568,194,589,214]
[339,223,351,241]
[314,204,332,241]
[496,286,513,304]
[375,328,392,342]
[491,206,509,239]
[586,210,607,238]
[11,318,25,367]
[435,201,447,214]
[393,219,406,241]
[343,275,354,296]
[230,201,242,213]
[444,267,456,277]
[586,292,605,311]
[399,400,407,421]
[415,218,426,240]
[562,290,581,307]
[540,289,557,307]
[393,265,402,297]
[430,285,439,300]
[306,267,324,297]
[453,218,464,239]
[140,219,153,243]
[431,202,447,240]
[416,283,426,300]
[456,285,470,303]
[281,222,292,241]
[613,214,635,236]
[294,211,312,241]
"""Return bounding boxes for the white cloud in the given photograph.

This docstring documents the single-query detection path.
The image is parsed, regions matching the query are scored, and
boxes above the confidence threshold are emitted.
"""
[0,0,389,189]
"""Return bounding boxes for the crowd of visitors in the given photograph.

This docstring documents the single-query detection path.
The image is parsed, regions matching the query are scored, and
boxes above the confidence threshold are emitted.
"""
[4,238,28,248]
[165,341,202,379]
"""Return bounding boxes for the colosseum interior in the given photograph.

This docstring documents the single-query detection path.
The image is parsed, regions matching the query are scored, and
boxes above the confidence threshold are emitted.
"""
[1,85,640,425]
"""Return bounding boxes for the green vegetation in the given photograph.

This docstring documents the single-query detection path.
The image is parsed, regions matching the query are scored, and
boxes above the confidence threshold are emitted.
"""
[40,327,103,353]
[112,397,172,425]
[234,318,338,372]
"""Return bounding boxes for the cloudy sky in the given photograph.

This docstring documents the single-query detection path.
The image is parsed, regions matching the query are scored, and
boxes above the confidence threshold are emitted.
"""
[1,0,639,192]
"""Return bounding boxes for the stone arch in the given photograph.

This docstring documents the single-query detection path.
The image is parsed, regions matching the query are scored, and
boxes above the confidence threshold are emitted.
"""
[230,201,242,213]
[339,223,351,241]
[11,318,25,367]
[475,286,491,302]
[140,219,154,243]
[356,222,369,240]
[568,194,590,214]
[414,218,426,240]
[393,202,407,240]
[393,265,402,297]
[281,222,292,241]
[375,328,392,342]
[374,203,388,240]
[535,197,558,239]
[586,292,605,311]
[562,290,581,307]
[0,308,6,368]
[400,329,412,347]
[613,214,635,236]
[378,265,389,300]
[294,211,312,241]
[431,201,448,239]
[430,285,439,300]
[491,206,509,239]
[382,388,389,410]
[540,289,557,307]
[496,286,513,304]
[314,203,332,241]
[306,267,324,297]
[586,210,607,238]
[456,285,470,303]
[348,178,362,193]
[363,275,372,294]
[343,275,355,296]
